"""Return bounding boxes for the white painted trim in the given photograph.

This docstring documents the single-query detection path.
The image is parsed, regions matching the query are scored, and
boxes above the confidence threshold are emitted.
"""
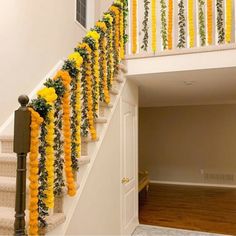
[0,60,64,135]
[150,180,236,188]
[126,43,236,60]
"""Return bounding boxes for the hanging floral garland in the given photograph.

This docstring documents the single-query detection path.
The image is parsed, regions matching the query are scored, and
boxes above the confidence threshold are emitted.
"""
[132,0,137,54]
[104,14,115,89]
[207,0,213,45]
[151,0,157,52]
[216,0,225,44]
[226,0,232,43]
[56,70,77,196]
[37,87,57,210]
[95,19,110,105]
[123,0,129,46]
[44,75,66,197]
[109,7,120,76]
[188,0,195,47]
[160,0,168,50]
[198,0,206,46]
[141,0,150,51]
[84,30,100,120]
[177,0,186,48]
[30,89,54,229]
[115,1,125,59]
[28,108,43,236]
[168,0,173,49]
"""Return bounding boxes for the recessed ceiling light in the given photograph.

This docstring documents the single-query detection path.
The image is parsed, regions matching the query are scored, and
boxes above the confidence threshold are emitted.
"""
[184,81,196,86]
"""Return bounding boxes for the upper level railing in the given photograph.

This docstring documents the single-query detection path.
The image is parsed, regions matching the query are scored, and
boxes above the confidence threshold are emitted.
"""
[126,0,236,57]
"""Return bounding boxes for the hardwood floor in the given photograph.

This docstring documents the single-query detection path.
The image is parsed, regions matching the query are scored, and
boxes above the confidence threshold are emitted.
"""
[139,183,236,235]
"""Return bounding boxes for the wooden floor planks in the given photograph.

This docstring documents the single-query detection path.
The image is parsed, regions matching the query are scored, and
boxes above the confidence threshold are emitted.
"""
[139,183,236,235]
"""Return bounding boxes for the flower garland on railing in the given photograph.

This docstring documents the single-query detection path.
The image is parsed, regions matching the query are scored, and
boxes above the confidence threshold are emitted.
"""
[168,0,173,49]
[141,0,150,51]
[152,0,157,52]
[160,0,168,50]
[216,0,225,44]
[132,0,137,54]
[207,0,213,45]
[26,1,127,234]
[226,0,232,43]
[198,0,206,46]
[188,0,195,47]
[104,14,115,89]
[28,108,43,236]
[177,0,186,48]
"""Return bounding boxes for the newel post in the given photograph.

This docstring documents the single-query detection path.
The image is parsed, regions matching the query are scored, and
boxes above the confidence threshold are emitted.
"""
[14,95,31,236]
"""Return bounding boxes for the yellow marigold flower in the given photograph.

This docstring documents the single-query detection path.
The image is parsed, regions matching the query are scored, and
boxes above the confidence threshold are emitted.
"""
[37,87,57,104]
[86,30,100,41]
[78,43,92,53]
[96,21,107,32]
[68,52,83,68]
[104,14,113,24]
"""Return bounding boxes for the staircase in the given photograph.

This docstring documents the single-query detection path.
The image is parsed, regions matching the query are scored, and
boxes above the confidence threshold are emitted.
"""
[0,64,127,235]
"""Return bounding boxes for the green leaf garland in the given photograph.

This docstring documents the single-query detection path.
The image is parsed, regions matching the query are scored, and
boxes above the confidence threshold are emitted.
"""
[177,0,186,48]
[141,0,150,51]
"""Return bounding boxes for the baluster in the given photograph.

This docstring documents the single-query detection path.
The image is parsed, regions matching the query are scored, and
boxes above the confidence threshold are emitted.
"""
[14,95,31,236]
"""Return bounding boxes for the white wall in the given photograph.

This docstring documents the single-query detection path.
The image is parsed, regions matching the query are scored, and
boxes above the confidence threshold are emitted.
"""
[66,104,121,235]
[139,104,236,185]
[0,0,99,126]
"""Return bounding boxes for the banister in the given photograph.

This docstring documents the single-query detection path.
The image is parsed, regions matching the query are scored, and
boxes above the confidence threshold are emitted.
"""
[13,95,31,236]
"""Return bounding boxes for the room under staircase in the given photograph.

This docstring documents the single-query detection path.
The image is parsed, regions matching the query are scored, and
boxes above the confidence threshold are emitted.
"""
[0,63,127,235]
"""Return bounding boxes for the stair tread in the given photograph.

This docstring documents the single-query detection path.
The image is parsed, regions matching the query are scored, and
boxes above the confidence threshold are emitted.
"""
[0,153,16,162]
[95,117,108,124]
[110,87,119,95]
[0,136,13,141]
[99,101,113,108]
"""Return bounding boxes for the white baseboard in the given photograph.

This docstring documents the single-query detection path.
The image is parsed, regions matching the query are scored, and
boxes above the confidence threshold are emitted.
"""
[150,180,236,188]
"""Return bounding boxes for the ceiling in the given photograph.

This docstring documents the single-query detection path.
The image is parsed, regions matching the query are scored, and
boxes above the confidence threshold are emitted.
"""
[128,67,236,107]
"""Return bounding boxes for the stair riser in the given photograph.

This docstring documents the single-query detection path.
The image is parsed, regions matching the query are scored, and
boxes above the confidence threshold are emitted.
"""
[0,162,18,177]
[1,141,13,154]
[0,190,28,208]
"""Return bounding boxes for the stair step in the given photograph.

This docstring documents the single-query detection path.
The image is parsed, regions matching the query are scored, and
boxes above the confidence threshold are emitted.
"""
[99,101,113,108]
[82,136,99,143]
[78,156,90,166]
[115,76,124,83]
[118,63,128,73]
[95,117,108,124]
[110,88,119,95]
[0,176,28,208]
[0,136,13,153]
[0,207,66,235]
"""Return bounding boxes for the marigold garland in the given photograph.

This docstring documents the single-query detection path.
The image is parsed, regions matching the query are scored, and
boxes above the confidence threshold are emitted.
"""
[58,70,77,196]
[207,0,213,45]
[37,87,57,209]
[104,14,115,86]
[188,0,195,47]
[119,3,125,59]
[168,0,173,49]
[28,108,43,236]
[132,0,137,54]
[152,0,157,52]
[226,0,232,43]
